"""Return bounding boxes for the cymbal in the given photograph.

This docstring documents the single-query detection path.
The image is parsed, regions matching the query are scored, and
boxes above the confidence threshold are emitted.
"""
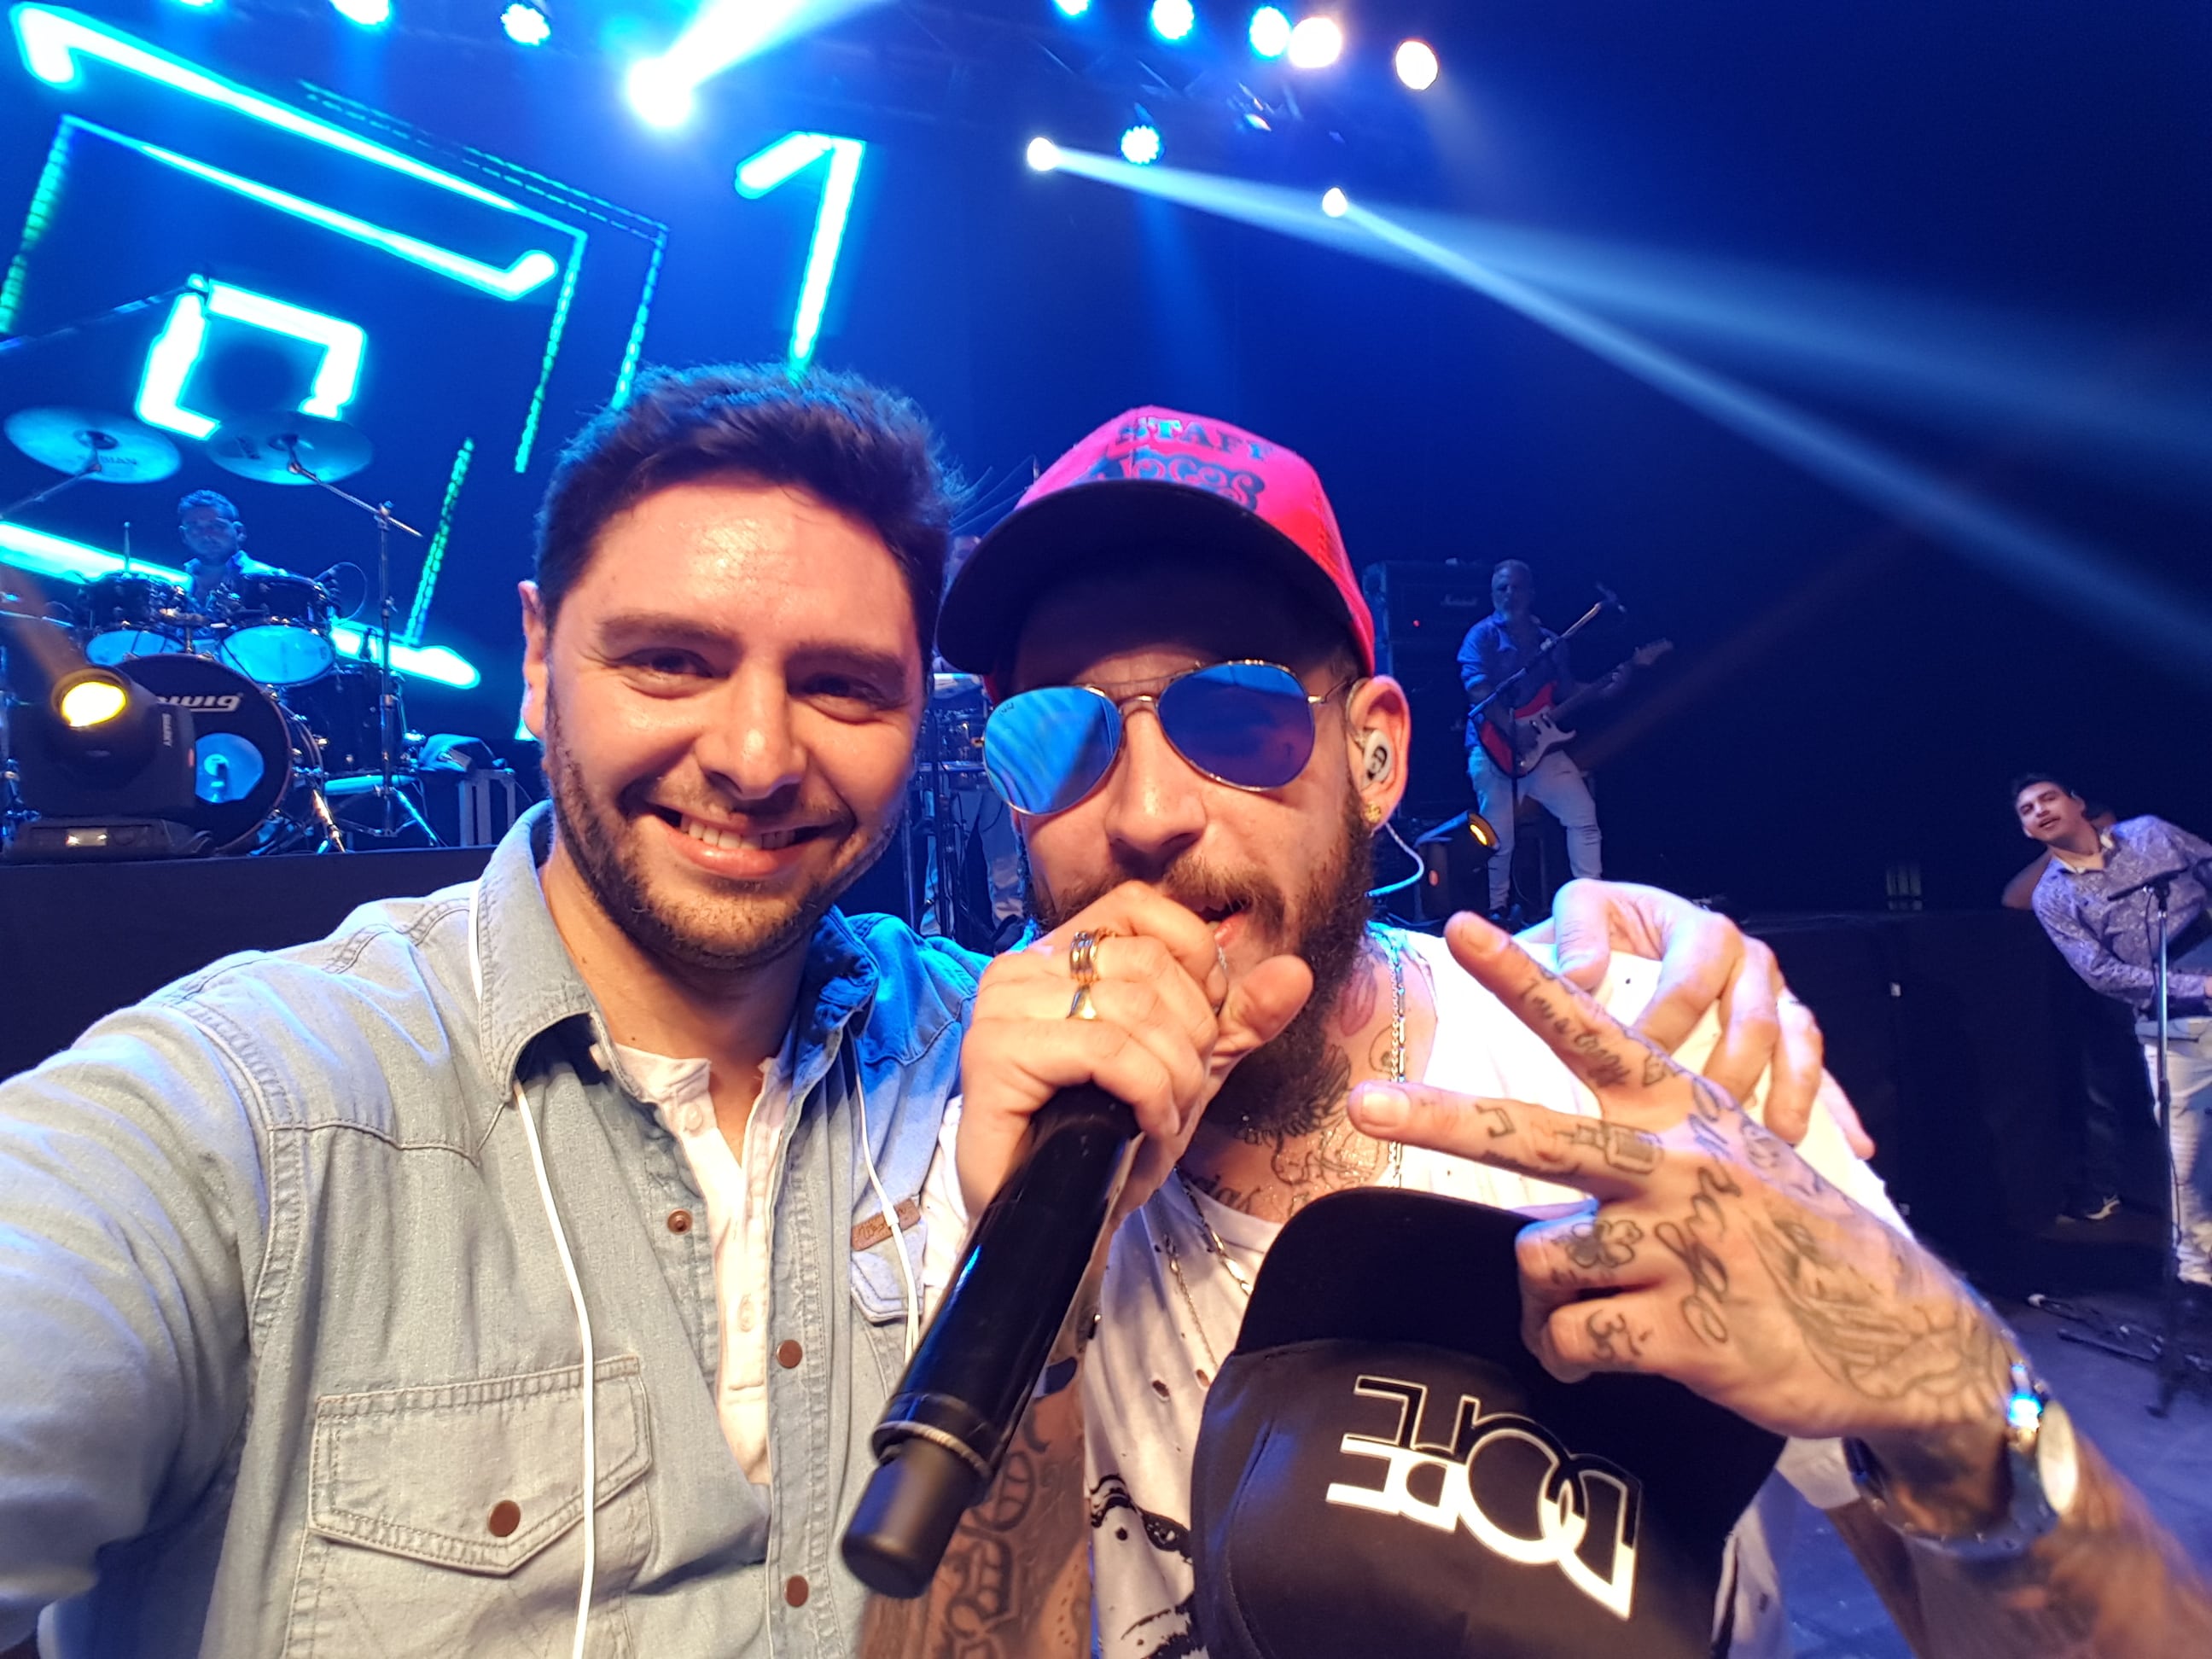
[207,411,372,485]
[4,407,180,481]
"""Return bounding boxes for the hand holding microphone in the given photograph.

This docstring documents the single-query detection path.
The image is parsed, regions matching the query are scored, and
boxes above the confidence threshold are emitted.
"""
[841,886,1310,1597]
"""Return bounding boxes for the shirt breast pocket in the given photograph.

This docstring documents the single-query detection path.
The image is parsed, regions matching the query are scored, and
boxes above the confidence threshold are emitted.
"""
[285,1356,655,1657]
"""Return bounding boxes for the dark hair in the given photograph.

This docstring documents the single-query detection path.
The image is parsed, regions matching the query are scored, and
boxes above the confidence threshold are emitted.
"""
[178,489,239,521]
[534,364,959,654]
[2009,771,2079,808]
[1491,558,1531,581]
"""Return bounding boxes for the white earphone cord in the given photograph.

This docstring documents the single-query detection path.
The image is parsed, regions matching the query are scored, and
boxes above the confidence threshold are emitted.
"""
[852,1047,923,1359]
[475,885,596,1659]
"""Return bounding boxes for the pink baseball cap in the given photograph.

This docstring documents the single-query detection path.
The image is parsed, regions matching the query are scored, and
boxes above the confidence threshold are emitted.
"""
[937,407,1376,694]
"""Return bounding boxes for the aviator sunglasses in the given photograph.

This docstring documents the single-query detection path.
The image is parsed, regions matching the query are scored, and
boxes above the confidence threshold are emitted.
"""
[981,660,1356,818]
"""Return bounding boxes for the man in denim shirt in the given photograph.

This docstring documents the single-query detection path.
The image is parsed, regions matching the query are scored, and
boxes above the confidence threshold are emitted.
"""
[0,365,979,1657]
[2015,774,2212,1287]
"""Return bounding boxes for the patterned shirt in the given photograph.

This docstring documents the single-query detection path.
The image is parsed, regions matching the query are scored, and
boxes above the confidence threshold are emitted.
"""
[2030,816,2212,1014]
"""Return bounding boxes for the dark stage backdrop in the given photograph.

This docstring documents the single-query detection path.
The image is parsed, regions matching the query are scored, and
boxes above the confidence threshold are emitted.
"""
[3,0,2208,913]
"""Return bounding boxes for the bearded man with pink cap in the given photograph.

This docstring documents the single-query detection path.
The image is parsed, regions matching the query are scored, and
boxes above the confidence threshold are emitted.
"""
[886,408,2212,1657]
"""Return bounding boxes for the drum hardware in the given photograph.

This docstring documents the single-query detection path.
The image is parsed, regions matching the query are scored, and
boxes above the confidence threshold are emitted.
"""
[1,407,179,521]
[209,413,433,846]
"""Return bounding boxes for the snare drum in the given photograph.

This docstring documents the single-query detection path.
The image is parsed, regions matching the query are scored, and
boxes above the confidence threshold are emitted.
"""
[79,573,193,664]
[219,572,334,685]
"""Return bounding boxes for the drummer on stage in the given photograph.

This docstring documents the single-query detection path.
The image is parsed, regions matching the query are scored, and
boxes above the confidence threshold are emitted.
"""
[177,490,286,607]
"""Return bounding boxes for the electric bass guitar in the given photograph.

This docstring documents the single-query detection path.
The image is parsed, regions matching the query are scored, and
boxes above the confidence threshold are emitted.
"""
[1478,639,1673,777]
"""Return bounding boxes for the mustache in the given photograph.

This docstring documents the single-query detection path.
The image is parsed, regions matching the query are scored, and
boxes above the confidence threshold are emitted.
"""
[1036,859,1289,938]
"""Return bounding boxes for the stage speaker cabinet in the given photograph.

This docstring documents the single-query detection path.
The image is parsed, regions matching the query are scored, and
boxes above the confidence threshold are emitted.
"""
[1361,562,1490,820]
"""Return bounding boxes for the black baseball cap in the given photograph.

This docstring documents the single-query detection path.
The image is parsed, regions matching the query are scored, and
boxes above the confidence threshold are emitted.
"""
[1190,1188,1784,1659]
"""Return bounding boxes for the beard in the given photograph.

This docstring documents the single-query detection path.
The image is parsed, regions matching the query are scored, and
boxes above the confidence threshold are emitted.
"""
[1032,795,1375,1141]
[543,691,894,980]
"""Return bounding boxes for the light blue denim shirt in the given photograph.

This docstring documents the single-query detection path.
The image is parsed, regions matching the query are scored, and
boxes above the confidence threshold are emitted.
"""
[0,805,981,1656]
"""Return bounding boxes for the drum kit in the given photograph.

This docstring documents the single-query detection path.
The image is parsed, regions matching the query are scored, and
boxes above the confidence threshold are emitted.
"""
[1,405,430,854]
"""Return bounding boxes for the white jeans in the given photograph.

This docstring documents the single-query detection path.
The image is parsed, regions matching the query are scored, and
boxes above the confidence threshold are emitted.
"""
[2139,1017,2212,1286]
[1469,746,1602,911]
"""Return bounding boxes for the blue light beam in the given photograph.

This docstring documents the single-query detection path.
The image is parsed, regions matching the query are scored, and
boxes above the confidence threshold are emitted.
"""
[1342,205,2212,685]
[632,0,888,122]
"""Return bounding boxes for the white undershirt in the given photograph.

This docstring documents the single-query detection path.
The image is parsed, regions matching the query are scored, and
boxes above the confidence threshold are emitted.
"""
[616,1037,797,1487]
[1076,932,1894,1659]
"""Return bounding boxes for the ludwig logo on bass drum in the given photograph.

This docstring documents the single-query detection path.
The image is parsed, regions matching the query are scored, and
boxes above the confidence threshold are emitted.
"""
[153,692,244,713]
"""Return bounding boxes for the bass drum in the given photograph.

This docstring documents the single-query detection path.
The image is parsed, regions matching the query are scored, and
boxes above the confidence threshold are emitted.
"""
[119,655,321,853]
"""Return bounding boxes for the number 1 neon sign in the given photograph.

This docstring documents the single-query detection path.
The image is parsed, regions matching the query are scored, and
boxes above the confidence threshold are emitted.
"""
[735,131,864,371]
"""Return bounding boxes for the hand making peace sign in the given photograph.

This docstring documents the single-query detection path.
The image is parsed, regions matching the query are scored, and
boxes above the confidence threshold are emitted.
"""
[1346,912,2012,1448]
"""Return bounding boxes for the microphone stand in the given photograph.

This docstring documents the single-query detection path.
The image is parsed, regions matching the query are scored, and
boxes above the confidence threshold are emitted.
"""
[2147,874,2198,1416]
[273,439,435,846]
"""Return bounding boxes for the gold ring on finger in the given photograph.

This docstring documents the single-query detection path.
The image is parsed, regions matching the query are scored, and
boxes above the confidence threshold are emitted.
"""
[1069,928,1109,987]
[1068,984,1101,1021]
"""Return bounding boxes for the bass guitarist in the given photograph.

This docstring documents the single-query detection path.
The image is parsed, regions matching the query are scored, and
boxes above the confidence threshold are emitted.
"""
[1458,559,1623,918]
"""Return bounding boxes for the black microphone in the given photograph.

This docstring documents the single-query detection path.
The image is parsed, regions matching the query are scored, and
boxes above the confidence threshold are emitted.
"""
[1598,583,1626,614]
[841,1083,1138,1597]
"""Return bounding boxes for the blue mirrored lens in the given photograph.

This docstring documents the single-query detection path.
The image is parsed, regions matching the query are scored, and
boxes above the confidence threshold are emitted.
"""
[982,684,1123,815]
[1159,662,1315,789]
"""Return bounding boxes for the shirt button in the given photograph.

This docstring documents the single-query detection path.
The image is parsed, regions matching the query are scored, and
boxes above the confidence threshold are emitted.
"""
[776,1339,804,1370]
[667,1208,694,1234]
[784,1575,810,1607]
[487,1499,521,1538]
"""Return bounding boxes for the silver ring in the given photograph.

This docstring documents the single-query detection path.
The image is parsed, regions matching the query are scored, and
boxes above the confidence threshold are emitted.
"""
[1069,928,1107,987]
[1068,984,1101,1021]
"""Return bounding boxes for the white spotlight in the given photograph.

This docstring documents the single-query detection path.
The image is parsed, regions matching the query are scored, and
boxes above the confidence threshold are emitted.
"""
[1286,15,1342,69]
[1027,136,1063,172]
[1394,38,1438,90]
[1150,0,1195,43]
[626,58,695,129]
[1320,187,1348,218]
[330,0,391,25]
[1054,0,1091,15]
[1248,7,1290,59]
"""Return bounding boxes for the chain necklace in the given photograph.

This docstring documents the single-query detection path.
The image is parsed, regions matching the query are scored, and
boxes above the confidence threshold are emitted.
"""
[1163,926,1410,1370]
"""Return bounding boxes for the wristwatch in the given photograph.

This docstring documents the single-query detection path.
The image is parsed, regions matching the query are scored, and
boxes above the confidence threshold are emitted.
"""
[1843,1356,2080,1562]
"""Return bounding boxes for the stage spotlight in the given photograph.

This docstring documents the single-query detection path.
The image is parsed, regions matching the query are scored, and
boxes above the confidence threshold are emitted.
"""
[1120,123,1162,166]
[1394,38,1438,90]
[1321,186,1348,217]
[329,0,391,26]
[1248,7,1290,57]
[626,57,695,129]
[1027,136,1063,172]
[501,2,550,45]
[1149,0,1195,44]
[1287,15,1342,69]
[1053,0,1091,15]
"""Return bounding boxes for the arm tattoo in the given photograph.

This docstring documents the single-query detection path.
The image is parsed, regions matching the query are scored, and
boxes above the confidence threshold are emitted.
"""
[859,1385,1091,1659]
[1885,1436,2212,1656]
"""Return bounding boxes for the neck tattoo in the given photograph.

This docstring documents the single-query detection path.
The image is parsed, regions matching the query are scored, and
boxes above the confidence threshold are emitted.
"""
[1165,926,1408,1368]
